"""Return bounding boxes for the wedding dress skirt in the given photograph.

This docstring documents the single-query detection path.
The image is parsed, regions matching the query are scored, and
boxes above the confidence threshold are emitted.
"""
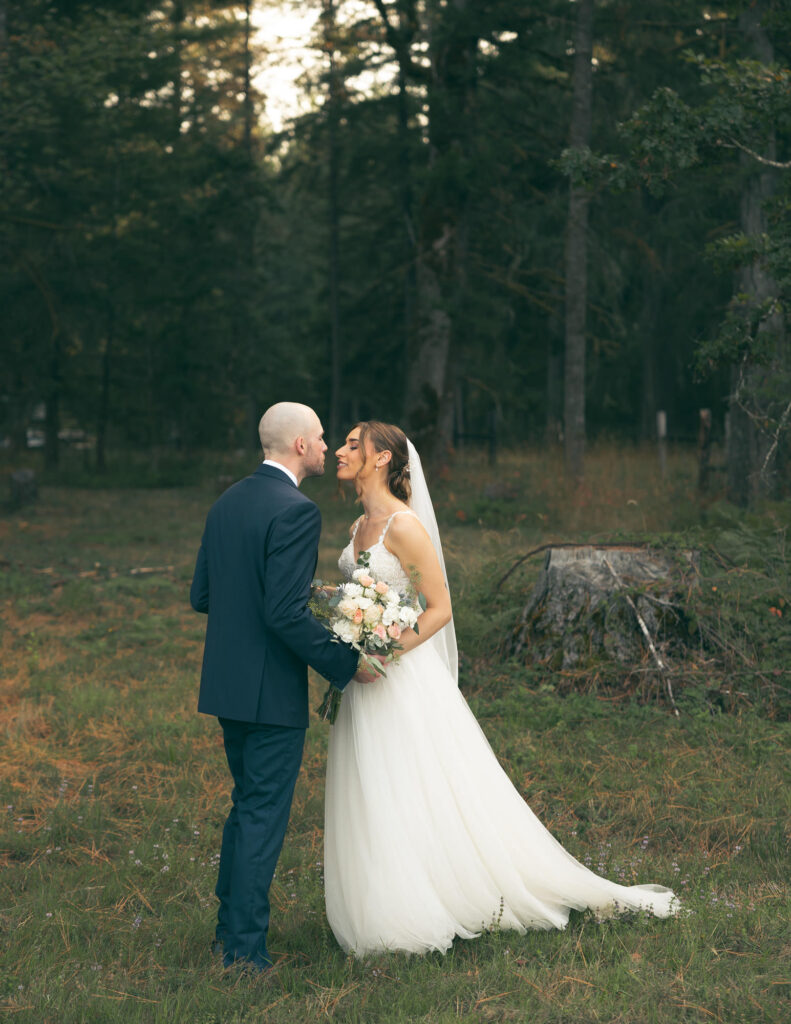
[324,530,678,956]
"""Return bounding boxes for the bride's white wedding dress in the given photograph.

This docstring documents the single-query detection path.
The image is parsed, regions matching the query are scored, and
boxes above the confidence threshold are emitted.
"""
[324,512,678,956]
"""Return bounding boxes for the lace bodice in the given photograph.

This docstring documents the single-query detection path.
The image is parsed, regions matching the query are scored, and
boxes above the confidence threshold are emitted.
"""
[338,511,417,590]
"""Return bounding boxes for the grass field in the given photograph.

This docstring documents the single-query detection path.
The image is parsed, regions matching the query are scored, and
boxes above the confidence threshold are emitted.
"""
[1,445,789,1023]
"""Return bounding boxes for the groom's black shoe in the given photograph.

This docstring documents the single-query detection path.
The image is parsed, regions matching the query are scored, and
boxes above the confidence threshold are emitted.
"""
[210,939,224,957]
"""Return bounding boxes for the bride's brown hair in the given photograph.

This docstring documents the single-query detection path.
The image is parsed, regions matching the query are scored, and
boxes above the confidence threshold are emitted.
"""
[355,421,411,503]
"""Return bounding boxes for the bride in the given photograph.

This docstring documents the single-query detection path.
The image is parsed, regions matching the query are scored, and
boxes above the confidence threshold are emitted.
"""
[324,421,678,956]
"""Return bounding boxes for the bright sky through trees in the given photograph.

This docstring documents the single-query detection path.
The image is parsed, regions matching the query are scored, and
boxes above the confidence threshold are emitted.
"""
[252,4,318,129]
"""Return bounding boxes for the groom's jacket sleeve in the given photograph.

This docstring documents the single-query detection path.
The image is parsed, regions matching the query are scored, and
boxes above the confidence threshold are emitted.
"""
[263,502,358,691]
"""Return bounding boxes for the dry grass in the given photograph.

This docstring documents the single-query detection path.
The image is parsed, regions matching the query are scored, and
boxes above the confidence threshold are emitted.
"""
[0,447,789,1023]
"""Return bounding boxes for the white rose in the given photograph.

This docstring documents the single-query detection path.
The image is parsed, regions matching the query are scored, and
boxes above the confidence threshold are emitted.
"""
[363,604,383,625]
[382,606,399,627]
[356,596,373,610]
[343,582,363,598]
[333,619,358,644]
[364,587,376,600]
[385,589,400,606]
[399,607,419,628]
[337,598,358,620]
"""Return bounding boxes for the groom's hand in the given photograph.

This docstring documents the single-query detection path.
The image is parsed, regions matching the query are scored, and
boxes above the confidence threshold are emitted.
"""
[353,654,387,685]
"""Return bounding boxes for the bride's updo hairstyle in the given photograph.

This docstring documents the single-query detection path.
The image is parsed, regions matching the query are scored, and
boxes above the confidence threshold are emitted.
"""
[356,421,411,503]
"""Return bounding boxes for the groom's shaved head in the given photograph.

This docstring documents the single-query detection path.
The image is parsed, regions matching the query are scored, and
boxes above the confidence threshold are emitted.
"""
[258,402,320,458]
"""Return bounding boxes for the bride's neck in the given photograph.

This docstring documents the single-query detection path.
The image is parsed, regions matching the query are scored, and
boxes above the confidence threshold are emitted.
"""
[357,479,397,520]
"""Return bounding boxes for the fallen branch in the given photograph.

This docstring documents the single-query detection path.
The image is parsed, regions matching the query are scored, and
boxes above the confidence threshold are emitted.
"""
[497,544,556,589]
[603,557,680,717]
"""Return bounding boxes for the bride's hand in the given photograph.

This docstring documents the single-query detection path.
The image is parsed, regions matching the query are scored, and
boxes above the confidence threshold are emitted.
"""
[354,653,387,684]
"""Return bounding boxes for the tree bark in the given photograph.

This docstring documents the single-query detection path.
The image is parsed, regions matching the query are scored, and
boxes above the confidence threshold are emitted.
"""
[44,333,61,469]
[403,0,477,462]
[545,333,562,444]
[96,316,112,474]
[396,9,417,415]
[325,0,342,443]
[727,4,784,505]
[370,1,420,422]
[0,0,7,61]
[639,238,662,441]
[563,0,594,482]
[242,0,259,449]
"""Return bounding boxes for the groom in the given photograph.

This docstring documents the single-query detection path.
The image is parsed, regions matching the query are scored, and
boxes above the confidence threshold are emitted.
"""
[190,402,361,972]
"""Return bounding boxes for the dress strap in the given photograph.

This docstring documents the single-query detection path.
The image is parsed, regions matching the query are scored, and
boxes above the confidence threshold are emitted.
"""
[350,515,364,540]
[378,509,418,544]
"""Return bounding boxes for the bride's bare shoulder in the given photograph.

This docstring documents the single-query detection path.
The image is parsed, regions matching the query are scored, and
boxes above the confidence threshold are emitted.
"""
[386,509,429,545]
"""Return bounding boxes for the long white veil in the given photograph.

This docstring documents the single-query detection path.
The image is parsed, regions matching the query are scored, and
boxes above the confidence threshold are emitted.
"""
[406,439,459,686]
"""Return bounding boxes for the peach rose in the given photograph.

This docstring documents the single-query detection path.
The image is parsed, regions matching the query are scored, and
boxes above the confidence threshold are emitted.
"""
[387,623,401,640]
[374,581,389,595]
[353,608,364,624]
[373,623,388,641]
[358,573,375,588]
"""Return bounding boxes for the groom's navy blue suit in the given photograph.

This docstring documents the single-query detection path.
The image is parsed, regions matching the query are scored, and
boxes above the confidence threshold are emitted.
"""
[190,463,358,970]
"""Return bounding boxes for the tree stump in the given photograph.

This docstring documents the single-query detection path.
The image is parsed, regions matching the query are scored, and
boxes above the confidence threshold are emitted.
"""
[9,469,38,510]
[507,545,698,671]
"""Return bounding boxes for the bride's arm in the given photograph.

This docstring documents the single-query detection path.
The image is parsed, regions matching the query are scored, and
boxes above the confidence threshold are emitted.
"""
[384,515,452,655]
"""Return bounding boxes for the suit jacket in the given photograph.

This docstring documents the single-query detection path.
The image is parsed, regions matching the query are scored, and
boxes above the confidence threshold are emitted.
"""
[190,463,359,727]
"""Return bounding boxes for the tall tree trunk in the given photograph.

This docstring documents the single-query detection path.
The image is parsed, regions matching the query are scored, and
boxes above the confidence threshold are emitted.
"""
[563,0,594,482]
[403,0,476,462]
[325,0,342,443]
[639,246,662,441]
[371,0,420,425]
[396,14,417,419]
[545,330,562,444]
[242,0,260,448]
[727,4,784,505]
[44,332,60,469]
[0,0,7,61]
[96,312,113,474]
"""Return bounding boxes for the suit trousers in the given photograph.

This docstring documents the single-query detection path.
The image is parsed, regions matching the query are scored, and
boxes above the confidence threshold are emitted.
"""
[216,717,306,970]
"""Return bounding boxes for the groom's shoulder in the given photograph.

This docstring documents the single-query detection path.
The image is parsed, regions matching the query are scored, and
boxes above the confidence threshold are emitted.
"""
[248,472,320,521]
[207,467,319,518]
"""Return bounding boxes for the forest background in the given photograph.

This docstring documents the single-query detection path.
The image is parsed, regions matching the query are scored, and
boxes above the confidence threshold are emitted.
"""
[1,0,790,503]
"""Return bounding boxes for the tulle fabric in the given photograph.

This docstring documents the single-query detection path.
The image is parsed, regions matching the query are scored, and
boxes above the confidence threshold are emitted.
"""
[324,538,678,956]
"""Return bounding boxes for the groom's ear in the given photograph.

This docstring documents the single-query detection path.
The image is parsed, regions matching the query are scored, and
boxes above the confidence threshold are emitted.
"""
[295,435,306,455]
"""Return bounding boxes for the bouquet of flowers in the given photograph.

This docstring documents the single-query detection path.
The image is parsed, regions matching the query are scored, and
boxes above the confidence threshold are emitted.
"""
[311,551,425,724]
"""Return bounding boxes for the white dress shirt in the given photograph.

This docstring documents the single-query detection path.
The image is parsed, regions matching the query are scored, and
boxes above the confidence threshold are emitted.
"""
[262,459,299,488]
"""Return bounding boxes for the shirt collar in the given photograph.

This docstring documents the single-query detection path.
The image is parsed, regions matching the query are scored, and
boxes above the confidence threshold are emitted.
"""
[262,459,299,488]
